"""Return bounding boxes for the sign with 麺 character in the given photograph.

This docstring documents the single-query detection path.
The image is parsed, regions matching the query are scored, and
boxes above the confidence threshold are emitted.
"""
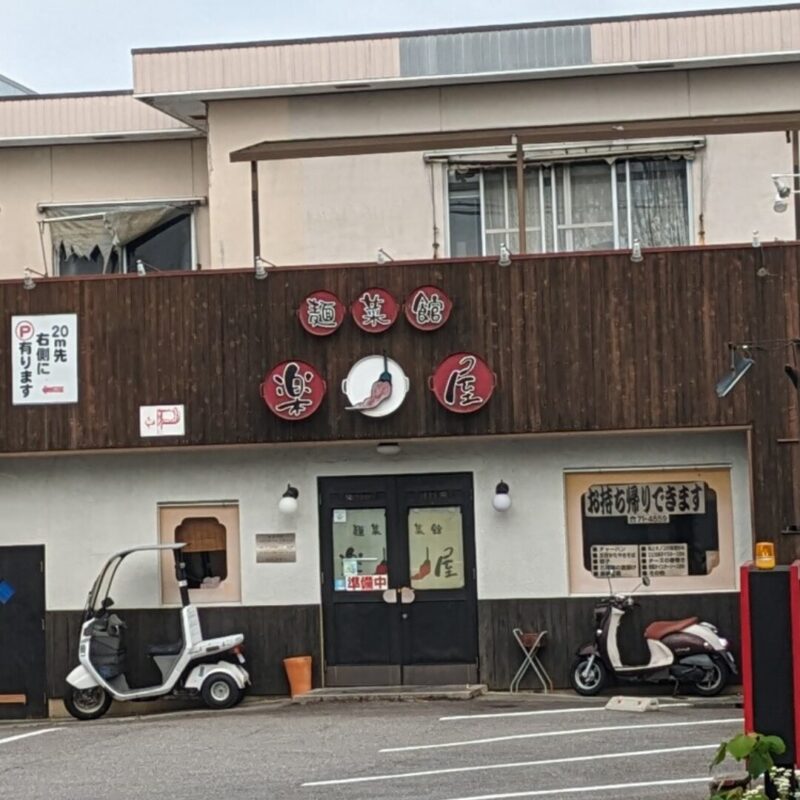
[11,314,78,405]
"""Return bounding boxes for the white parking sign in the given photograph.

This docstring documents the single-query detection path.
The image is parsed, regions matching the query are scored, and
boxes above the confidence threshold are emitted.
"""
[11,314,78,405]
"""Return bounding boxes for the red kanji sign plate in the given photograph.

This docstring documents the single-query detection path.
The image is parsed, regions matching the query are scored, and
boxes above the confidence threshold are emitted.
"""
[404,285,453,331]
[429,353,495,414]
[298,290,346,336]
[351,288,399,334]
[261,360,326,421]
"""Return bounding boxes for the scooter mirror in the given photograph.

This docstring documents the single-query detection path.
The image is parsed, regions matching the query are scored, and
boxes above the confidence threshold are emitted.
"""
[642,575,651,587]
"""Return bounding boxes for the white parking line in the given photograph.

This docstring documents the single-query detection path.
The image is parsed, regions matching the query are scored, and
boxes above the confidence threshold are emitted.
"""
[0,728,62,747]
[439,776,710,799]
[302,743,718,786]
[439,704,692,721]
[380,717,741,752]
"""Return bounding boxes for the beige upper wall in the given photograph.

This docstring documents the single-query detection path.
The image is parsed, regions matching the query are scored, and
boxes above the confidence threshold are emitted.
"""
[0,138,209,278]
[206,67,798,267]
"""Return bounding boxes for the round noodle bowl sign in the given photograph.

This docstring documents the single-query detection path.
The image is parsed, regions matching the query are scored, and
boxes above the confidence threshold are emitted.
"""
[429,353,496,414]
[261,360,326,421]
[404,285,453,331]
[298,290,346,336]
[351,288,399,334]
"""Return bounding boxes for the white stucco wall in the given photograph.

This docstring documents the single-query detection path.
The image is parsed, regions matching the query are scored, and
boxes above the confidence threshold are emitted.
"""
[0,429,751,611]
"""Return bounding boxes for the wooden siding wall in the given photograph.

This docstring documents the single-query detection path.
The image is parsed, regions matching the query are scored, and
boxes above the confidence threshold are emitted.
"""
[2,244,800,557]
[478,593,740,690]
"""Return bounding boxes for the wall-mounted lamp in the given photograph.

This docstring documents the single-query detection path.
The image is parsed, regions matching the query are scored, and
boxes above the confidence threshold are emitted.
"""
[254,256,275,280]
[22,267,47,290]
[772,174,798,214]
[498,243,512,267]
[278,484,299,515]
[630,239,644,263]
[376,248,394,264]
[376,442,401,456]
[492,480,511,512]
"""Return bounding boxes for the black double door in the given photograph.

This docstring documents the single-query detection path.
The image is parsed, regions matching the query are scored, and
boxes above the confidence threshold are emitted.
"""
[0,546,47,719]
[320,473,477,686]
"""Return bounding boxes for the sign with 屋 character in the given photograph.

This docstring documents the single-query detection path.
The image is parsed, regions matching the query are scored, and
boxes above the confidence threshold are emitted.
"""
[11,314,78,405]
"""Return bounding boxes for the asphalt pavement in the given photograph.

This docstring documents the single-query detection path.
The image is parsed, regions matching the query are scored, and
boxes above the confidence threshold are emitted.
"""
[0,694,743,800]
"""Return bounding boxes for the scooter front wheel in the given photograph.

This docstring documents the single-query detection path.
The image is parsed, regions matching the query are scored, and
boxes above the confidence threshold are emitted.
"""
[570,656,608,696]
[63,684,112,721]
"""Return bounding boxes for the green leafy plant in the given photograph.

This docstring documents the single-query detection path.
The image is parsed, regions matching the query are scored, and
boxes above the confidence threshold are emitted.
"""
[709,732,789,799]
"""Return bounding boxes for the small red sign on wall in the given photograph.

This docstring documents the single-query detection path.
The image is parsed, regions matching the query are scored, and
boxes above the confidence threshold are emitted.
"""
[351,288,399,334]
[261,360,326,421]
[298,290,346,336]
[429,353,496,414]
[405,286,453,331]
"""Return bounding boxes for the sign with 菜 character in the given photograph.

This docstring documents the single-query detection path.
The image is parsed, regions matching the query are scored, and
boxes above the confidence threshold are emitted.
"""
[404,285,453,331]
[640,543,688,577]
[590,544,640,579]
[408,506,465,590]
[298,290,346,336]
[11,314,78,405]
[351,288,399,334]
[584,482,706,523]
[429,353,496,413]
[261,360,326,421]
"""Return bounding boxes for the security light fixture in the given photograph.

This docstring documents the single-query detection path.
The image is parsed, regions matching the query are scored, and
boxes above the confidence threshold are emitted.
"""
[752,230,761,248]
[375,442,401,456]
[254,256,275,280]
[376,248,394,264]
[136,259,147,276]
[278,484,299,515]
[771,174,799,214]
[22,267,46,290]
[493,480,511,512]
[498,243,512,267]
[715,347,755,398]
[630,239,644,263]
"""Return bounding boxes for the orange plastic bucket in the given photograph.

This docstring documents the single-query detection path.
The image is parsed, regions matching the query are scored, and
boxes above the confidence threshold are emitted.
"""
[283,655,312,697]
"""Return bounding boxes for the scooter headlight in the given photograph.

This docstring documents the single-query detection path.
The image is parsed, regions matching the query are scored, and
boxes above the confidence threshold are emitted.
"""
[718,637,729,649]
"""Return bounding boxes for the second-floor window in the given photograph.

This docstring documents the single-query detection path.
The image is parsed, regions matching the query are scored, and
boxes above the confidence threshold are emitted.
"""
[448,157,690,257]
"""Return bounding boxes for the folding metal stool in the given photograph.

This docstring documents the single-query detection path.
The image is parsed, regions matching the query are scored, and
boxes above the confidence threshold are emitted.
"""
[510,628,554,693]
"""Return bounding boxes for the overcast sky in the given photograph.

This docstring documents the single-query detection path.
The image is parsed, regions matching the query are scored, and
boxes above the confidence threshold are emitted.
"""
[2,0,797,93]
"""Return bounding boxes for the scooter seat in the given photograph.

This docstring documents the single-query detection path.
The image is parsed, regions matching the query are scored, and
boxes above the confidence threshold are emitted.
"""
[645,617,699,640]
[147,641,183,656]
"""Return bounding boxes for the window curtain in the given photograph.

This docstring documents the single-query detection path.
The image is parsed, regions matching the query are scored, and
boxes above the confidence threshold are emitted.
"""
[43,204,186,272]
[628,160,689,247]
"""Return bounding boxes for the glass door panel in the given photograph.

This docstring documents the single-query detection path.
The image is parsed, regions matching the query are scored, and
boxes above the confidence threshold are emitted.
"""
[332,508,389,593]
[408,506,465,590]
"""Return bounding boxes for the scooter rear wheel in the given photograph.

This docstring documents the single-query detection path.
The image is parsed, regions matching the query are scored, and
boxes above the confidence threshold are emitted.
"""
[63,684,112,721]
[570,656,608,696]
[691,658,729,697]
[201,673,242,710]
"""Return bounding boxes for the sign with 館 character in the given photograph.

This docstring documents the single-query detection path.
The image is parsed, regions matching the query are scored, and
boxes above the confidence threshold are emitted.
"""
[11,315,78,405]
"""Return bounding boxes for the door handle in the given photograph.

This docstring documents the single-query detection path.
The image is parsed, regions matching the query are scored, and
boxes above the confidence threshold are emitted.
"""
[382,589,398,604]
[400,587,416,605]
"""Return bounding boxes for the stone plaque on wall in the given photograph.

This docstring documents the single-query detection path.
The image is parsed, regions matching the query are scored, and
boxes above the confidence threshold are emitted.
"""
[255,533,296,563]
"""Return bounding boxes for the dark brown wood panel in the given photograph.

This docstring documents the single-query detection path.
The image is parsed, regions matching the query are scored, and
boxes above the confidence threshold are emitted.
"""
[478,593,740,691]
[3,244,800,557]
[46,605,321,697]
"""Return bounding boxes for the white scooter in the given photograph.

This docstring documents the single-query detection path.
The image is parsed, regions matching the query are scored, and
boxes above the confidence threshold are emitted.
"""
[64,544,249,720]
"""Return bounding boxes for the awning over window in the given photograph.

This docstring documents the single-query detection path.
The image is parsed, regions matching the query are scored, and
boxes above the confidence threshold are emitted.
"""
[41,203,188,267]
[425,137,706,167]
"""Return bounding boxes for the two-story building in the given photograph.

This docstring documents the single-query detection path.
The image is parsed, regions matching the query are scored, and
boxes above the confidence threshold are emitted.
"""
[1,5,800,717]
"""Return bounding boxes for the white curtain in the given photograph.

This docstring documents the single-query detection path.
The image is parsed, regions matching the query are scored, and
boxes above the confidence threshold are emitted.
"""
[628,159,689,247]
[43,204,186,271]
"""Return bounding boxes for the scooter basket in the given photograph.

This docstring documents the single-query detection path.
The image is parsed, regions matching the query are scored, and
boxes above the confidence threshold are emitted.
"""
[89,615,127,680]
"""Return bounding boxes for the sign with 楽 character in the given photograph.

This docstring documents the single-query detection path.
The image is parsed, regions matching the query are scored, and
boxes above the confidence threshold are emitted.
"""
[261,360,326,421]
[11,314,78,405]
